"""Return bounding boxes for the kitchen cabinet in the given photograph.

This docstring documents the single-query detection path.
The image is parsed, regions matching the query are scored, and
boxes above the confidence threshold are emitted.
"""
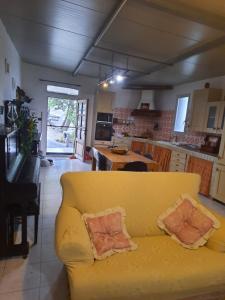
[169,151,187,172]
[189,88,222,132]
[187,156,213,196]
[204,101,225,134]
[153,146,171,171]
[96,91,115,113]
[218,127,225,164]
[131,140,146,155]
[212,164,225,203]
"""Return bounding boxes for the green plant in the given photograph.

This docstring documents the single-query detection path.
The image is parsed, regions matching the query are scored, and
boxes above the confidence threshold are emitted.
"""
[16,113,37,155]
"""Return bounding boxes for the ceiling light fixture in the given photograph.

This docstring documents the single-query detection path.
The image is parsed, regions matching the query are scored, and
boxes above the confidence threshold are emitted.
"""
[116,74,125,82]
[109,78,115,84]
[102,81,109,89]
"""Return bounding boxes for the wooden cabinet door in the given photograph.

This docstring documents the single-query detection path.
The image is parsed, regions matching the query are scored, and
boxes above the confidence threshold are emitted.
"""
[131,141,146,155]
[189,89,208,132]
[212,164,225,203]
[218,127,225,164]
[204,101,220,133]
[187,156,213,196]
[217,102,225,134]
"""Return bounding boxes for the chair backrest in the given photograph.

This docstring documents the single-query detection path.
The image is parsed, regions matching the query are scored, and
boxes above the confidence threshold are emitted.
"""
[61,172,200,237]
[120,161,148,172]
[97,153,107,170]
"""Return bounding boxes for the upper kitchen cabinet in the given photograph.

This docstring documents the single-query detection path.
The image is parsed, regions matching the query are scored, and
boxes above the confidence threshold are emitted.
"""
[218,127,225,164]
[204,100,225,134]
[189,88,222,132]
[96,91,115,113]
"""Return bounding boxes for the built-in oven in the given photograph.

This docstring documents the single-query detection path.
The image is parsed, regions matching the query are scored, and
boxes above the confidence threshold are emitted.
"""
[97,112,113,123]
[95,122,113,141]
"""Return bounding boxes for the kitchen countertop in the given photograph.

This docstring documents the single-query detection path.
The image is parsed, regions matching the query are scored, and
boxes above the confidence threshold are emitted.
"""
[113,136,218,162]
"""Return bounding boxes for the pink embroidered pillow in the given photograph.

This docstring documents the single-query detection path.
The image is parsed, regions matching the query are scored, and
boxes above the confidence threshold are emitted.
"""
[157,194,220,249]
[82,207,137,260]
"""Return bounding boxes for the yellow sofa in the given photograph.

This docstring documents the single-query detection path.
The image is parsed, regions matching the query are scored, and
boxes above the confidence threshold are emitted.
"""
[55,172,225,300]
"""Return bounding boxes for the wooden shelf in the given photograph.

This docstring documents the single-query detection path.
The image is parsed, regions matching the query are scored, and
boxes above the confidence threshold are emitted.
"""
[131,109,161,117]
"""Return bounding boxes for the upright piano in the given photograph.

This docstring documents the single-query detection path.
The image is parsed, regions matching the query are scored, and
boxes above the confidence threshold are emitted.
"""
[0,126,41,258]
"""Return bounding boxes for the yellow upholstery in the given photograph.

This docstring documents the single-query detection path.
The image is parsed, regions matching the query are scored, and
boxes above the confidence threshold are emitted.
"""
[55,172,225,300]
[207,211,225,252]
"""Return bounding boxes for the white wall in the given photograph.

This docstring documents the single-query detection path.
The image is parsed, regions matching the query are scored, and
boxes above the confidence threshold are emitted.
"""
[22,62,98,152]
[112,89,141,109]
[156,76,225,111]
[0,19,21,105]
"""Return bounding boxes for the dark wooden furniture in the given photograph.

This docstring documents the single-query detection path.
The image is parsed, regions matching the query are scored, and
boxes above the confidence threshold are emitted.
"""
[0,126,41,258]
[92,147,159,171]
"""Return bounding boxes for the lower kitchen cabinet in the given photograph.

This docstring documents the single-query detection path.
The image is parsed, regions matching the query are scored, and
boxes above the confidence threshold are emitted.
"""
[212,164,225,203]
[187,156,213,197]
[153,146,171,171]
[169,151,187,172]
[131,140,146,154]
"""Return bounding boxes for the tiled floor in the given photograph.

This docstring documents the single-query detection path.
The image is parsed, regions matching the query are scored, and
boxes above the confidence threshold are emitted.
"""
[0,158,225,300]
[0,157,91,300]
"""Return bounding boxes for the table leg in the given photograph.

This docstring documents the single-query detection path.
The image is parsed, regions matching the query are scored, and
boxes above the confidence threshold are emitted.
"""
[92,157,97,171]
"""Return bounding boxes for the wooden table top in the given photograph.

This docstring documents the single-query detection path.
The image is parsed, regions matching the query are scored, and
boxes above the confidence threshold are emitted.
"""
[94,146,157,164]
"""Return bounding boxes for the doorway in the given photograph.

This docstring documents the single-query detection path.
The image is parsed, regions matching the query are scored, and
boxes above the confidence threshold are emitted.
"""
[47,97,77,154]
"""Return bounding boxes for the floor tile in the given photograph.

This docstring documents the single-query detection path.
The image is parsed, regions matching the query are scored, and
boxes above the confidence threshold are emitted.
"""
[41,243,58,262]
[40,282,69,300]
[40,261,67,288]
[42,216,56,229]
[41,228,55,245]
[0,288,39,300]
[0,259,41,294]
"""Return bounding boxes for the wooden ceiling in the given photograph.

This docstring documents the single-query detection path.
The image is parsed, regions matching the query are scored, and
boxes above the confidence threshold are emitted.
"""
[1,0,225,86]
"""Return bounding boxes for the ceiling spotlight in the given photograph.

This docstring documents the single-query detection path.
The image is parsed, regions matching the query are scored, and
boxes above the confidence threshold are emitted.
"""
[109,79,115,84]
[102,81,109,89]
[116,75,125,82]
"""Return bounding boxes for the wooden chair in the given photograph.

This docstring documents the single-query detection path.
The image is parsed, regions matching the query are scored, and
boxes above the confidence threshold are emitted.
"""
[119,161,148,172]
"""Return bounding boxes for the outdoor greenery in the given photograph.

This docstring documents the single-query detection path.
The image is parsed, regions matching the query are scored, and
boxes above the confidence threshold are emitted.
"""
[48,98,77,127]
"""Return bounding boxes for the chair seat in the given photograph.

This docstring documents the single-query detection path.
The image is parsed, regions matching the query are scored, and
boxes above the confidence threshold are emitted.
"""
[68,236,225,300]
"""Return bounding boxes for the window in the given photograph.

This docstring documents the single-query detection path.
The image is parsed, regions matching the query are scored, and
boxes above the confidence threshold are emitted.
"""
[47,85,79,96]
[174,96,189,133]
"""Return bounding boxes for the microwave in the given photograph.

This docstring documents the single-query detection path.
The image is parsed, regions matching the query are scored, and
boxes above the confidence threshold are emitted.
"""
[97,112,113,123]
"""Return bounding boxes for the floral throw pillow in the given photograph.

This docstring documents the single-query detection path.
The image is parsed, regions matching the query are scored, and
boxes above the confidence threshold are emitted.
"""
[82,207,137,260]
[157,194,220,249]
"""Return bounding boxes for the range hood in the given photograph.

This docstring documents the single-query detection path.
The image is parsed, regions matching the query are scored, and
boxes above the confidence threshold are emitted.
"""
[138,90,155,110]
[131,90,161,117]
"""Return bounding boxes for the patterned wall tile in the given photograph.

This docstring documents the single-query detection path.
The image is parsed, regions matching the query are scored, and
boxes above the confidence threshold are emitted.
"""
[113,108,206,145]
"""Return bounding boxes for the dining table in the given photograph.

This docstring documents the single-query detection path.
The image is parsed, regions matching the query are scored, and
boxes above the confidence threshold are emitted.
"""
[92,146,159,171]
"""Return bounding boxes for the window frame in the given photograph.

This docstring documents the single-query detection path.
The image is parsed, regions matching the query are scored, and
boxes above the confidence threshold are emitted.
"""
[46,84,79,97]
[173,94,190,134]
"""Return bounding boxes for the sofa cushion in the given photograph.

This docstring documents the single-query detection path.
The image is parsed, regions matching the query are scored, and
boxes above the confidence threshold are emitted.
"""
[67,235,225,300]
[157,194,220,249]
[83,207,137,260]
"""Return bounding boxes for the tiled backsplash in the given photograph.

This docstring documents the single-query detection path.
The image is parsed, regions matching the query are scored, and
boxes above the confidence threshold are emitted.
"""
[113,108,206,145]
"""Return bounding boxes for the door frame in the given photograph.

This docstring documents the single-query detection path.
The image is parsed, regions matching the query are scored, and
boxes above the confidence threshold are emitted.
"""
[46,96,78,155]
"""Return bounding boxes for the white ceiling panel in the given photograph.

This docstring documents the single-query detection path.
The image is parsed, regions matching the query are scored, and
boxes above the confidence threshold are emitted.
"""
[120,0,224,42]
[1,0,225,85]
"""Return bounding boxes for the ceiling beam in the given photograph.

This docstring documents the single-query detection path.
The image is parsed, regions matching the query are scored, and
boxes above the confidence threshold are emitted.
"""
[83,58,149,75]
[94,45,172,66]
[123,84,173,90]
[143,0,225,32]
[73,0,128,76]
[130,35,225,81]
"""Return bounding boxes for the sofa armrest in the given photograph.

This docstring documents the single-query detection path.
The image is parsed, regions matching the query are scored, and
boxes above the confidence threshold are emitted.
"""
[55,206,94,266]
[206,210,225,252]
